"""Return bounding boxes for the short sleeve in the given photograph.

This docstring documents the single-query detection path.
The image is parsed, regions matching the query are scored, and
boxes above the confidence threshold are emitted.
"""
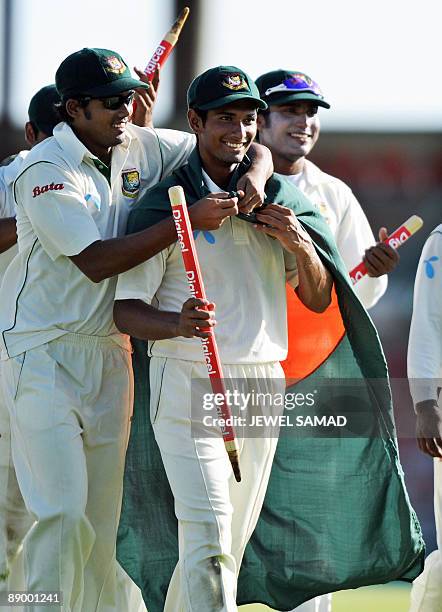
[155,129,196,179]
[14,162,101,261]
[115,250,167,305]
[0,169,13,219]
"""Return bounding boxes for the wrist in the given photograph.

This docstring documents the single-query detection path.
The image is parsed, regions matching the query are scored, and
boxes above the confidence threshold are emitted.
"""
[168,312,181,338]
[287,237,315,257]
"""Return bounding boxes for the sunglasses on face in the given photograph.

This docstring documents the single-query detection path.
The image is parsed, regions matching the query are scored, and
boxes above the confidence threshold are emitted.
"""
[265,75,323,97]
[80,90,135,110]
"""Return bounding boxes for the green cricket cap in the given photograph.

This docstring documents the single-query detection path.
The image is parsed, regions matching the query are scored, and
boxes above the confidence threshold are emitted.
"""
[255,69,330,109]
[28,84,61,135]
[55,48,149,99]
[187,66,267,111]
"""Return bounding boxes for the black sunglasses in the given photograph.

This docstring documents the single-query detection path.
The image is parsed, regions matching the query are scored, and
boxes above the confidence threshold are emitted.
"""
[80,90,135,111]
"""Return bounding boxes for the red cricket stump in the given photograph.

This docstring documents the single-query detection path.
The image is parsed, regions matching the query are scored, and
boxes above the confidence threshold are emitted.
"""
[349,215,423,284]
[143,7,190,79]
[168,186,241,483]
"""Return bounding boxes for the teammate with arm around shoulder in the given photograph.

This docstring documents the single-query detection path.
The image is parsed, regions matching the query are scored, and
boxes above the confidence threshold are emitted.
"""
[0,47,272,612]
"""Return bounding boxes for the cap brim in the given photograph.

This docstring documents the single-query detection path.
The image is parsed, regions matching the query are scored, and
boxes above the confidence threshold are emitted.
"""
[75,77,149,97]
[197,93,268,111]
[264,92,330,109]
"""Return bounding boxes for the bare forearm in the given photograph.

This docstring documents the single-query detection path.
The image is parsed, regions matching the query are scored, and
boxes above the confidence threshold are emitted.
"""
[295,245,333,312]
[0,217,17,253]
[114,299,179,340]
[71,192,241,283]
[71,216,178,283]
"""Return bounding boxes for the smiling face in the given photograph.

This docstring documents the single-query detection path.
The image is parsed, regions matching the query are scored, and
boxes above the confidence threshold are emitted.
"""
[188,99,258,187]
[257,101,320,175]
[66,91,133,163]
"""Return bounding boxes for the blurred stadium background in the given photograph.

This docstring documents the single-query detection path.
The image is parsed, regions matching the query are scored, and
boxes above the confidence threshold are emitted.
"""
[1,0,440,609]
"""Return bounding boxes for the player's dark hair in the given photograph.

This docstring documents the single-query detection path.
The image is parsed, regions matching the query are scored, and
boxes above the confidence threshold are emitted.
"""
[191,107,208,125]
[55,98,91,125]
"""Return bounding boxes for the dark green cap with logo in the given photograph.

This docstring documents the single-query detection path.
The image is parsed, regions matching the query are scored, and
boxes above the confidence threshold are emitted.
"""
[55,48,149,99]
[28,84,61,135]
[187,65,267,111]
[255,69,330,109]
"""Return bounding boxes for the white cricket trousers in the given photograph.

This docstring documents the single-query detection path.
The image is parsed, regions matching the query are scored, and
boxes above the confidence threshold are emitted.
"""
[1,333,134,612]
[409,459,442,612]
[150,356,285,612]
[0,361,32,593]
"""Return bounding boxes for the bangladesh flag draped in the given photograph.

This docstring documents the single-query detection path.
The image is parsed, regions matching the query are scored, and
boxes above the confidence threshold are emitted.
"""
[116,150,424,611]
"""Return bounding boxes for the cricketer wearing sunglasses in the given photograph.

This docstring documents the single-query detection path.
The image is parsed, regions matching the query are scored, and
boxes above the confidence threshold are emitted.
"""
[0,48,272,612]
[256,70,399,310]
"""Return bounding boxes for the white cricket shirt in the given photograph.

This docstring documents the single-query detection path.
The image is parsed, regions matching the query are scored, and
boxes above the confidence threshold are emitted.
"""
[0,151,28,283]
[286,159,387,309]
[0,122,196,358]
[408,225,442,405]
[115,171,299,364]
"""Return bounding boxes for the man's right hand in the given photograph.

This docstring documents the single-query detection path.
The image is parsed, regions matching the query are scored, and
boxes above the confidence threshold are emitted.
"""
[176,298,216,338]
[415,399,442,457]
[189,193,239,230]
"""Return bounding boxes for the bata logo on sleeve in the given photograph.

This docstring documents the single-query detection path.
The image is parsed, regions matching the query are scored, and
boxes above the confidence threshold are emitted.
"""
[32,183,64,198]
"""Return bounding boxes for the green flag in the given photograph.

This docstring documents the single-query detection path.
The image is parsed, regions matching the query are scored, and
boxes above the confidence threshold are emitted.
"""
[117,149,424,611]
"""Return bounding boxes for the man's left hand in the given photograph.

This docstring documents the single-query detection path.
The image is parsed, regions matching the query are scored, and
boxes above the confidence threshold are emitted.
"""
[254,204,313,253]
[363,227,400,277]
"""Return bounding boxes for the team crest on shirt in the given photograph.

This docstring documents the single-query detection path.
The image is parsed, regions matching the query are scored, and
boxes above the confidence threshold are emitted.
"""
[104,56,126,75]
[122,169,140,199]
[222,74,247,91]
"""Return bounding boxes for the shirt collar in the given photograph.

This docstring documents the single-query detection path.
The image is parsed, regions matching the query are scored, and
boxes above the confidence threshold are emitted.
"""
[185,147,252,197]
[301,159,325,186]
[53,122,132,169]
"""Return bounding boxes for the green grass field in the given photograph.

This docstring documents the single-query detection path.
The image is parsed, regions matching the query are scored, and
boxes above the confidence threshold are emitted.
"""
[240,583,411,612]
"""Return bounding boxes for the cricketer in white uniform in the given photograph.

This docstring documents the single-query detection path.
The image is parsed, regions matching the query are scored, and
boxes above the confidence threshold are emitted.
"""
[114,65,333,612]
[0,49,271,612]
[0,84,62,592]
[0,151,28,592]
[255,69,399,312]
[408,225,442,612]
[255,70,399,612]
